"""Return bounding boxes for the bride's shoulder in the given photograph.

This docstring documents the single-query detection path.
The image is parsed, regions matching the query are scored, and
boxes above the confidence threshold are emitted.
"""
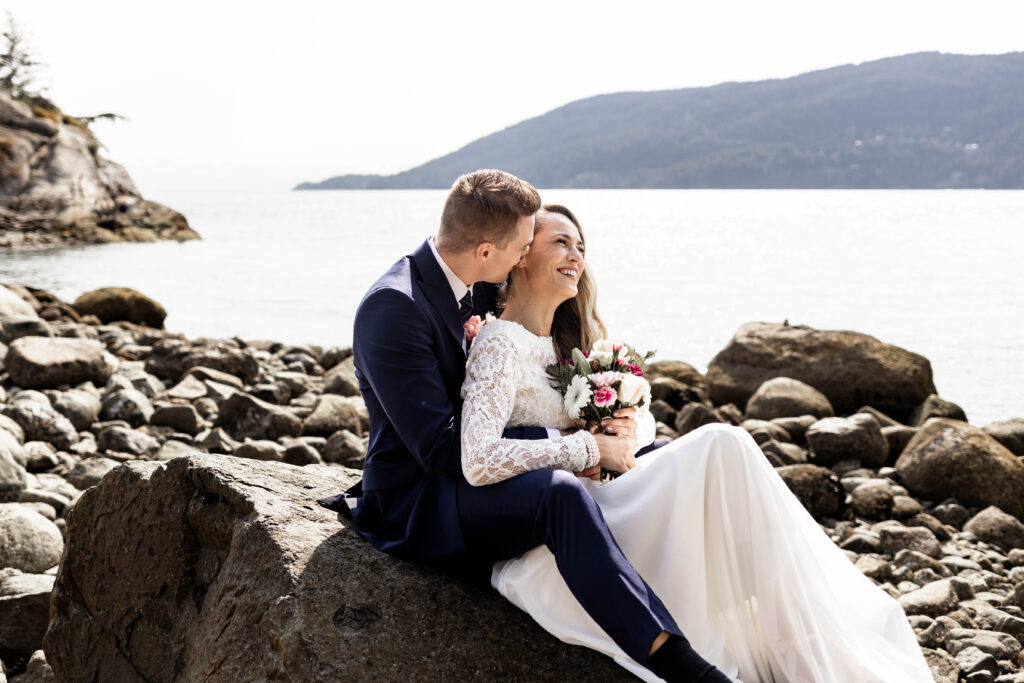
[474,318,519,346]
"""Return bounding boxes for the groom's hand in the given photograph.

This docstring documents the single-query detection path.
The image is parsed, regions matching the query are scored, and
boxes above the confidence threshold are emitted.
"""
[574,464,601,481]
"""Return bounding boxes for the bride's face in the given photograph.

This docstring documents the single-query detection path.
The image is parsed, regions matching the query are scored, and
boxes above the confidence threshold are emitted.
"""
[518,212,585,302]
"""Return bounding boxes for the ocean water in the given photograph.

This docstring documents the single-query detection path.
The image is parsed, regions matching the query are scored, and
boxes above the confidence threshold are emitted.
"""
[2,189,1022,426]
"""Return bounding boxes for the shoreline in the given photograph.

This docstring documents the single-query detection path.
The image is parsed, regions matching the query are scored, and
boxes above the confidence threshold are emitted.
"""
[1,283,1023,678]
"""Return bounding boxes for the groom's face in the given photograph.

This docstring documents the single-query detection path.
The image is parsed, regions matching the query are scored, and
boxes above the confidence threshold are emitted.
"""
[482,214,535,283]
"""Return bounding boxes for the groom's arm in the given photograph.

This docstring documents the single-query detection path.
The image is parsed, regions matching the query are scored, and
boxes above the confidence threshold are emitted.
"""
[355,288,468,479]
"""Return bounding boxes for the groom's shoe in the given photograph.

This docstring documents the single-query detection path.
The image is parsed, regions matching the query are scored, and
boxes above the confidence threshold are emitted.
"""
[648,635,731,683]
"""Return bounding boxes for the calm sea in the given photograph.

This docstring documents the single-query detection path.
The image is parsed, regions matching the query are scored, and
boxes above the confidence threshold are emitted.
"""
[2,189,1021,426]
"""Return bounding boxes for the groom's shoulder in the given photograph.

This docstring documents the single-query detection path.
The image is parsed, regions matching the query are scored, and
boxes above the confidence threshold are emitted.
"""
[356,252,424,320]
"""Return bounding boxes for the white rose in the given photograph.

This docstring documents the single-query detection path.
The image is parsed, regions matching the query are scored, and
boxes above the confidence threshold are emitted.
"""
[617,373,649,405]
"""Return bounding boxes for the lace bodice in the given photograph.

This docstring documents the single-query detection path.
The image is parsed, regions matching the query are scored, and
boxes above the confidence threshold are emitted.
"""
[460,319,654,486]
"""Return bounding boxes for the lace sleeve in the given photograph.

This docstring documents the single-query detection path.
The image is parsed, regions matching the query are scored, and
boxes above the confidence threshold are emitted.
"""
[461,333,600,486]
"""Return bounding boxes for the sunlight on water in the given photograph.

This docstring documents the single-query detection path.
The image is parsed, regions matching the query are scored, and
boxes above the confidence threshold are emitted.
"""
[2,189,1022,426]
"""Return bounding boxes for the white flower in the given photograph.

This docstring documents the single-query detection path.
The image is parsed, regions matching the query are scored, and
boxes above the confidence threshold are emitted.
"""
[618,373,650,405]
[591,339,617,354]
[588,371,624,388]
[563,374,593,419]
[589,351,615,367]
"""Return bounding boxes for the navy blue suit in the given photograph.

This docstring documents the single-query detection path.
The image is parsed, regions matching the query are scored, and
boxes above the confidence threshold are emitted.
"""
[319,239,681,666]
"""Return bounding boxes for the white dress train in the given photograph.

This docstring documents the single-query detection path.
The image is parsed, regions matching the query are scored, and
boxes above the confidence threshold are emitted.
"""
[461,320,933,683]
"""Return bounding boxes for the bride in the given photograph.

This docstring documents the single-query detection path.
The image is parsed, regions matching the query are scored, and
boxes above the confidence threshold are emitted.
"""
[459,204,933,682]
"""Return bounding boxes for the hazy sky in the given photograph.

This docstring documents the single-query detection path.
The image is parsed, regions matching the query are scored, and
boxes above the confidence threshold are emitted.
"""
[5,0,1022,198]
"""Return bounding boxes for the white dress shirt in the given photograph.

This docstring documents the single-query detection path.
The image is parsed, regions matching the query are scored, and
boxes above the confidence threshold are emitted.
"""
[428,237,559,441]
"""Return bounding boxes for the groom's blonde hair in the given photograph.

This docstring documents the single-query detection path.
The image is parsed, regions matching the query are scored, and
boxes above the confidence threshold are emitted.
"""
[437,169,541,253]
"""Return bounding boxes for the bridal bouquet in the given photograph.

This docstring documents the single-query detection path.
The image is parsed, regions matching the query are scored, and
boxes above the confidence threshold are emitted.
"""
[546,340,655,427]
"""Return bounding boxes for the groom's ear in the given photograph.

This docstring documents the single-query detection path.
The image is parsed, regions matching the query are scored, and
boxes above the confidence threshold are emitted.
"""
[475,241,493,261]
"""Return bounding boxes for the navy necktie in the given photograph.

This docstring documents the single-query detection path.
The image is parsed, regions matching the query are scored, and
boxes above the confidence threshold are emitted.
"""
[458,291,473,323]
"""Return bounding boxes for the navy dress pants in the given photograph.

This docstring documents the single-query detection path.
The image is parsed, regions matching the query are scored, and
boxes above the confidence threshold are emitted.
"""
[456,468,683,666]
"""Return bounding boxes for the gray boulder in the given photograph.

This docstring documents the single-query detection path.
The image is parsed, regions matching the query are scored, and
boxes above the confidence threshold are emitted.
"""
[0,315,53,344]
[44,455,624,681]
[324,430,367,468]
[52,389,101,432]
[909,394,968,427]
[150,404,201,435]
[0,504,63,572]
[95,425,159,456]
[964,507,1024,552]
[2,394,79,451]
[5,336,118,389]
[71,287,167,328]
[0,285,37,318]
[0,573,55,662]
[707,322,935,422]
[806,414,888,468]
[0,449,28,503]
[215,393,302,441]
[64,457,120,490]
[895,418,1024,521]
[674,403,728,436]
[303,395,366,437]
[100,388,153,427]
[775,464,844,519]
[983,418,1024,457]
[323,356,360,396]
[898,579,960,617]
[744,377,834,421]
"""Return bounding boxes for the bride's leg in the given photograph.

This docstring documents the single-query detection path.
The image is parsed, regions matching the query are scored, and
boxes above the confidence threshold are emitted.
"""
[687,424,930,683]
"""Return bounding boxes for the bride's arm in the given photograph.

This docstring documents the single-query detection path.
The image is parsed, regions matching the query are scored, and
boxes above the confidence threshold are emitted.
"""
[461,333,600,486]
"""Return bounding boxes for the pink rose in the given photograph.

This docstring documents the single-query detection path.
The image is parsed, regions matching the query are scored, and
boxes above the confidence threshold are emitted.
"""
[464,315,482,341]
[593,385,616,408]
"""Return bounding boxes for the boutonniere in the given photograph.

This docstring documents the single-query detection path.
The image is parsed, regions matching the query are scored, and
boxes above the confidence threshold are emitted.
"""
[464,315,483,341]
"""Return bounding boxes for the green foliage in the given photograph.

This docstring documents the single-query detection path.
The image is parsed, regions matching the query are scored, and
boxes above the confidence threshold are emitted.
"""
[0,12,52,108]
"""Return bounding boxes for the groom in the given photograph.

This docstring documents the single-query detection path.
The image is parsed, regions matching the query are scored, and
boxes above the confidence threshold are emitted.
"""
[318,169,726,682]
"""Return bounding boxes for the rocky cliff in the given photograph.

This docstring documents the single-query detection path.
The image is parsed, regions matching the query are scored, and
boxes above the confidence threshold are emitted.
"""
[0,90,198,248]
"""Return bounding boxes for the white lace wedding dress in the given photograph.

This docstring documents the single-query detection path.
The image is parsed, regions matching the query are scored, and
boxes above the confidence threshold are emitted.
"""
[461,320,933,683]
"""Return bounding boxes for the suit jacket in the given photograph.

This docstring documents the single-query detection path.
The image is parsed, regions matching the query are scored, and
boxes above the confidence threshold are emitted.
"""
[318,239,546,558]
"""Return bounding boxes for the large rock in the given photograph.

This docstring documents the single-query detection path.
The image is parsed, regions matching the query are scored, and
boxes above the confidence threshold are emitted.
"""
[707,323,935,422]
[964,506,1024,551]
[774,464,844,519]
[0,285,38,318]
[4,337,118,389]
[72,287,167,328]
[52,389,101,432]
[2,394,79,451]
[0,90,197,249]
[323,356,360,397]
[984,418,1024,457]
[214,392,303,441]
[744,377,834,421]
[0,573,55,663]
[0,449,28,503]
[805,414,888,468]
[303,395,366,437]
[146,338,259,385]
[895,418,1024,521]
[0,504,63,573]
[908,394,967,427]
[44,455,624,681]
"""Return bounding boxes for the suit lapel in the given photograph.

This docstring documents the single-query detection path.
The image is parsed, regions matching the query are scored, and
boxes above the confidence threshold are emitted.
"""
[411,240,467,353]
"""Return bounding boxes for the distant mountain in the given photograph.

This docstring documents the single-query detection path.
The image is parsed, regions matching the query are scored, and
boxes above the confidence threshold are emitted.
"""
[296,52,1024,190]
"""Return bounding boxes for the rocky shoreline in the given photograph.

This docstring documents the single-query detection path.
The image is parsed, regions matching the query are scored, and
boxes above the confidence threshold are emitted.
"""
[1,283,1023,681]
[0,90,198,249]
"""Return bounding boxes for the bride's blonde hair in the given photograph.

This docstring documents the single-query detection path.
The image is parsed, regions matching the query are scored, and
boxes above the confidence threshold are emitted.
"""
[503,204,607,359]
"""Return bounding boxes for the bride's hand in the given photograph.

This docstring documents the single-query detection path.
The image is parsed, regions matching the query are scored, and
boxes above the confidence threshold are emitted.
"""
[601,408,638,451]
[574,464,601,481]
[592,433,636,473]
